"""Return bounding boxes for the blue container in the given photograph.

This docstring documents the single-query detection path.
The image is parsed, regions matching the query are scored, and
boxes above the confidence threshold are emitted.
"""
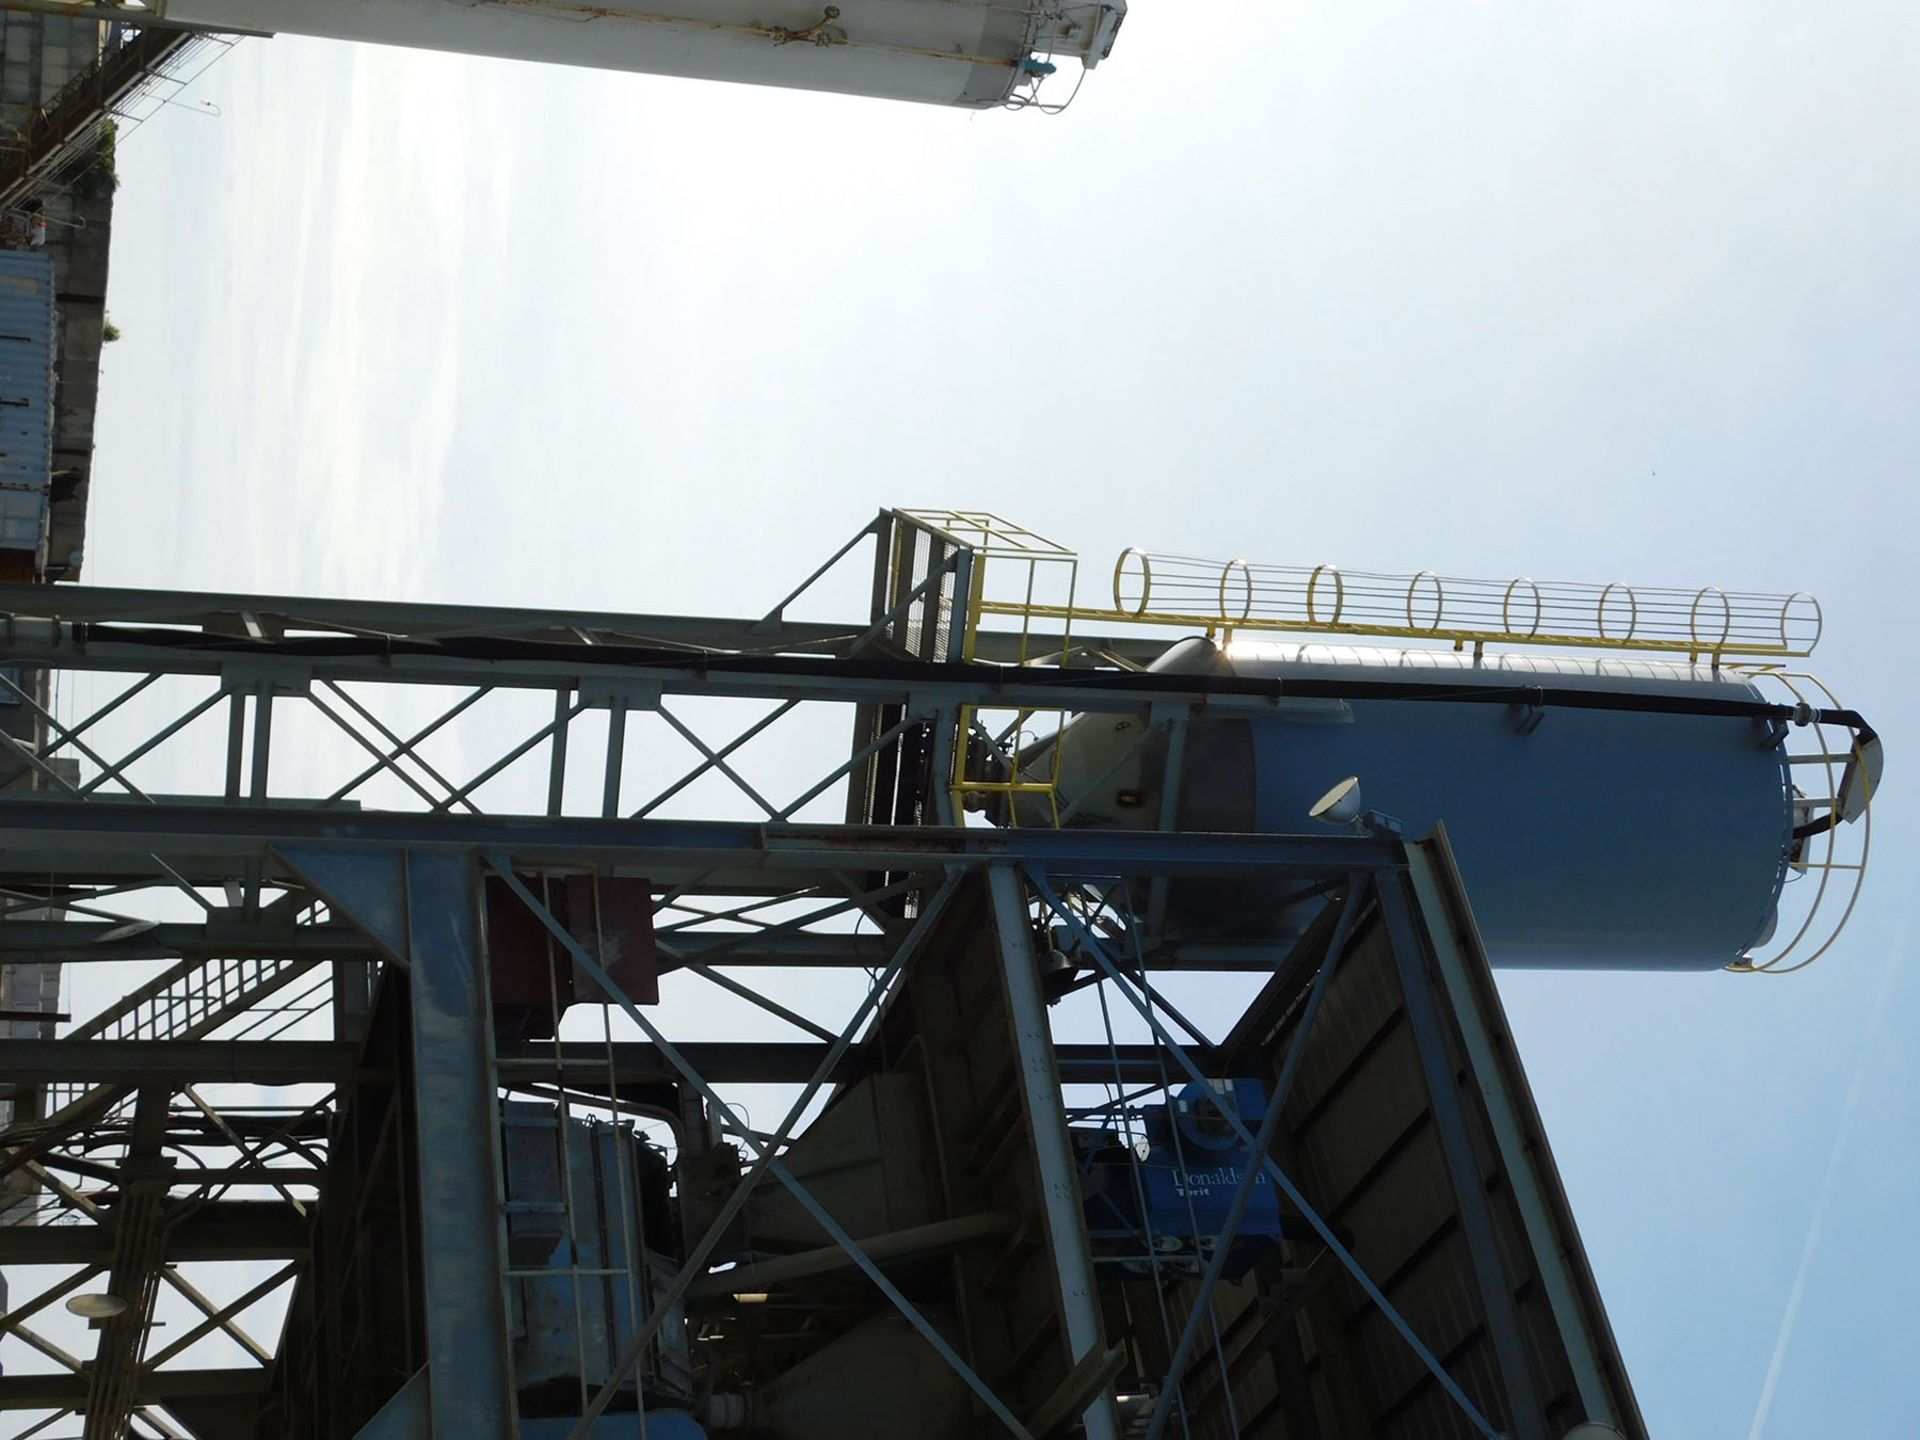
[1044,641,1798,970]
[1079,1080,1291,1278]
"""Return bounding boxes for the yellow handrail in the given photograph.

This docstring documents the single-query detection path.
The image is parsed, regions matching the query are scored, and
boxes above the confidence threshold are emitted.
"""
[1089,551,1822,660]
[899,510,1079,825]
[1727,667,1872,975]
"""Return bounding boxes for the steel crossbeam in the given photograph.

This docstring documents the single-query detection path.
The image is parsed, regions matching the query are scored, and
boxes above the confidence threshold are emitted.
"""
[0,801,1395,879]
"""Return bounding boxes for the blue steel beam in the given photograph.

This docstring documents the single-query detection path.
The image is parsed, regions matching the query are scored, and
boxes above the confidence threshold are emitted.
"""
[401,850,517,1440]
[0,610,1836,727]
[0,616,1355,718]
[0,920,1300,972]
[491,1040,1220,1086]
[352,1368,428,1440]
[284,846,516,1440]
[0,801,1401,884]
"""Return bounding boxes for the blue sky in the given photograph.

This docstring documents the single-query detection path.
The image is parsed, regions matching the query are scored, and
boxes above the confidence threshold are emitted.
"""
[82,2,1920,1434]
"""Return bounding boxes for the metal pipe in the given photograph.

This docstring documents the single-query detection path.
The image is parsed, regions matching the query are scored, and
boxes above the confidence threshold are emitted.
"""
[685,1211,1021,1300]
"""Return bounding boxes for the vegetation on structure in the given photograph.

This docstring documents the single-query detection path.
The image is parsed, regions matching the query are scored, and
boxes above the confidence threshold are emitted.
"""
[102,319,119,343]
[72,120,117,198]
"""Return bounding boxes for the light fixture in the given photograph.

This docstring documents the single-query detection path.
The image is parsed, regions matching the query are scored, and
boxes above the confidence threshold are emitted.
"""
[1307,776,1365,826]
[66,1292,128,1319]
[1838,730,1883,822]
[1307,775,1402,836]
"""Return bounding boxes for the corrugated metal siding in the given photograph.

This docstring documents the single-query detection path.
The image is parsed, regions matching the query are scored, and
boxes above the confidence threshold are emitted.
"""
[1151,901,1595,1439]
[0,250,55,561]
[1269,910,1591,1439]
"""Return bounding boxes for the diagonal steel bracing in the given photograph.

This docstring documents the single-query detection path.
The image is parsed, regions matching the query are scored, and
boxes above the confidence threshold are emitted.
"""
[0,550,1642,1438]
[565,867,968,1432]
[482,862,1036,1440]
[1141,875,1371,1440]
[1026,867,1508,1440]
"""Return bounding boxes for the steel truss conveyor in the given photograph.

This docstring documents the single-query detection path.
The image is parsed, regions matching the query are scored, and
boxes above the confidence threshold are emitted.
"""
[0,509,1698,1440]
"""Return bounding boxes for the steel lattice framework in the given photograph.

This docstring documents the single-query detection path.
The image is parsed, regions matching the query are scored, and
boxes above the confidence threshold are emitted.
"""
[0,512,1646,1440]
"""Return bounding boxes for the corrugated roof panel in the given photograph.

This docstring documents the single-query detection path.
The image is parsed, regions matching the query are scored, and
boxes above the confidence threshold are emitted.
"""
[0,250,56,564]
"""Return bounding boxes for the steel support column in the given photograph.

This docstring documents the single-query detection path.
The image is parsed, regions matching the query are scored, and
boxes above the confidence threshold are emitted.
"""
[289,846,516,1440]
[986,864,1121,1440]
[403,850,515,1439]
